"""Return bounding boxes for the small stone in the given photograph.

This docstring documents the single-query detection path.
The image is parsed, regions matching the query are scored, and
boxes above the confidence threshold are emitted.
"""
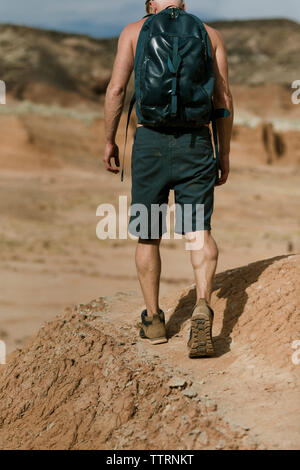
[169,396,180,401]
[206,400,218,412]
[215,439,226,450]
[168,377,187,388]
[183,387,198,398]
[189,428,202,436]
[198,431,208,446]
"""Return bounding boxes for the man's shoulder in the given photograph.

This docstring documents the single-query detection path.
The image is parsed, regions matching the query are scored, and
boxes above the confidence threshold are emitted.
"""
[120,17,148,38]
[202,22,226,58]
[203,23,225,46]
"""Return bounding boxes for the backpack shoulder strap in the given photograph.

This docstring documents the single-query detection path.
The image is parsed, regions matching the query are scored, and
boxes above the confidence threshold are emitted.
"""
[120,14,157,182]
[211,103,231,184]
[121,93,136,182]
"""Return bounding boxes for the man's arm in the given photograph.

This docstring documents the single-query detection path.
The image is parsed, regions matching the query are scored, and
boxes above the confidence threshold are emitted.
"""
[103,25,134,173]
[207,26,234,185]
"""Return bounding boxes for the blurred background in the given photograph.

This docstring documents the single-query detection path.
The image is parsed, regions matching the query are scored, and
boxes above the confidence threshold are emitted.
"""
[0,0,300,353]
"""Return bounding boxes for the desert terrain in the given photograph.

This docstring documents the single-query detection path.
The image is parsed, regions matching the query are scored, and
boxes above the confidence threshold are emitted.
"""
[0,19,299,449]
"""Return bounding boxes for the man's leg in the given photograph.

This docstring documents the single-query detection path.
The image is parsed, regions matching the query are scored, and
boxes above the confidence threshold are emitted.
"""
[187,230,219,305]
[186,230,217,357]
[135,238,162,318]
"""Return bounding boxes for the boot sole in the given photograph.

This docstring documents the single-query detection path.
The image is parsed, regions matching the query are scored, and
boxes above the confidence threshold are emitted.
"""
[188,313,214,358]
[149,336,168,345]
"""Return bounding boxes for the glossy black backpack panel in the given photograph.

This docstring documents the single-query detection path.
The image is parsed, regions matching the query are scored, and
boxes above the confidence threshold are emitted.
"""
[134,7,215,127]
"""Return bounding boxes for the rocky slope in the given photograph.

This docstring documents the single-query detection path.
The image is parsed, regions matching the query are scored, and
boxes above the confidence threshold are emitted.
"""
[0,254,299,450]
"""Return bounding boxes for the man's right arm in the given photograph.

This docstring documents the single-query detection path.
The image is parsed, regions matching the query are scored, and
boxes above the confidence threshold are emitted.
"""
[103,24,134,173]
[208,27,234,185]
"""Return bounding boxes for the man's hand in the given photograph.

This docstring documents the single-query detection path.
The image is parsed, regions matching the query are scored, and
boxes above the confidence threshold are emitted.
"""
[215,154,230,186]
[103,142,120,174]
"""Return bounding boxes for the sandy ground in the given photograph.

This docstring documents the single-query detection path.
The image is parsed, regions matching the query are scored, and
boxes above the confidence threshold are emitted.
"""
[0,103,299,449]
[0,254,299,450]
[1,155,299,355]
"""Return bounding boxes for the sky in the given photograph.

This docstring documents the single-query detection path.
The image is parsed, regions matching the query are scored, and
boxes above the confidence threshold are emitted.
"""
[0,0,299,37]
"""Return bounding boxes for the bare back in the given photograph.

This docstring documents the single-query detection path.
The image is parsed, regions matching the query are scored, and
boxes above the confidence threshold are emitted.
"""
[129,17,217,59]
[126,16,219,127]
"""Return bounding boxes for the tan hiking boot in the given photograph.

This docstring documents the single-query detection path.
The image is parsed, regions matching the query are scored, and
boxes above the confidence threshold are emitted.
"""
[139,309,168,345]
[187,298,214,358]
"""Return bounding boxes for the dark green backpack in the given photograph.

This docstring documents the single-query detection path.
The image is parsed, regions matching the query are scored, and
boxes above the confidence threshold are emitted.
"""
[136,7,214,126]
[121,7,230,180]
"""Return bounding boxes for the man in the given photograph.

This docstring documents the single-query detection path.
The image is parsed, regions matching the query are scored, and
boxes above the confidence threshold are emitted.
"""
[145,0,153,14]
[103,0,233,357]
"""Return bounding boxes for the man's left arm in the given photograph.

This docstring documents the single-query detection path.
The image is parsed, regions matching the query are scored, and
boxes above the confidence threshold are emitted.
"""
[103,25,134,173]
[211,29,234,186]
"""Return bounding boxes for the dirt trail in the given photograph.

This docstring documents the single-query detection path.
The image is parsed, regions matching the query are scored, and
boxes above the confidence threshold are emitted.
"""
[0,254,299,450]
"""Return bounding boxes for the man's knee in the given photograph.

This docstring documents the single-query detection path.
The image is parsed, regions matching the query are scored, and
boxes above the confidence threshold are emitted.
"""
[187,230,218,258]
[138,237,162,246]
[185,230,206,251]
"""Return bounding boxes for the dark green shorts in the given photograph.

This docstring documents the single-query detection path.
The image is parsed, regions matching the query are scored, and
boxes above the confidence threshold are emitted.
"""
[129,125,217,239]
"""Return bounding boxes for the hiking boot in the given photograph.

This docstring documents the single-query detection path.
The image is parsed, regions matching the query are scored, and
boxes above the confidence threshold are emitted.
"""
[139,309,168,345]
[187,298,214,358]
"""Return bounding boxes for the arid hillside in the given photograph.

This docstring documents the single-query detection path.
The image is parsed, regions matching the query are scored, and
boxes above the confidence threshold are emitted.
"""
[0,18,299,450]
[0,255,299,450]
[0,23,116,107]
[210,19,300,86]
[0,19,299,423]
[1,18,300,106]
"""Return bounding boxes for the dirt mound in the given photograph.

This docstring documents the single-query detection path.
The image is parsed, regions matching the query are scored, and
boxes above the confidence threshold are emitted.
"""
[166,254,299,369]
[0,114,94,171]
[0,308,245,450]
[231,122,300,167]
[0,110,135,171]
[0,254,299,450]
[0,113,105,171]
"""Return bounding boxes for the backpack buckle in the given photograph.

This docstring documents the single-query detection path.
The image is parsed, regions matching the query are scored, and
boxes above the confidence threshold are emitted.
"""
[166,5,179,18]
